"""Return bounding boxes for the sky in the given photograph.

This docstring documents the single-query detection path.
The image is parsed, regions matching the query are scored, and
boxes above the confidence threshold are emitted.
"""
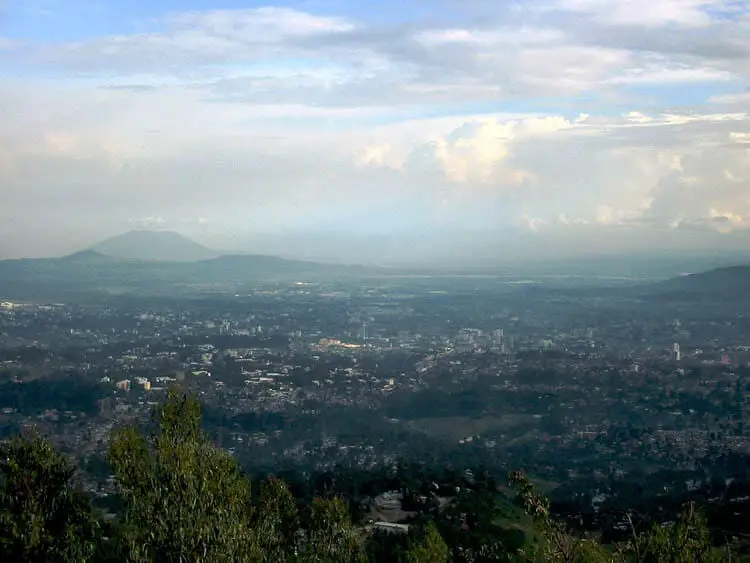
[0,0,749,263]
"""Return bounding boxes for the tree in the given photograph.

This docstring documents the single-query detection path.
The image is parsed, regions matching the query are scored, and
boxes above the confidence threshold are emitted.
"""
[108,388,259,562]
[404,522,451,563]
[508,472,611,563]
[628,502,721,563]
[508,473,735,563]
[0,430,100,562]
[300,496,365,562]
[254,476,300,560]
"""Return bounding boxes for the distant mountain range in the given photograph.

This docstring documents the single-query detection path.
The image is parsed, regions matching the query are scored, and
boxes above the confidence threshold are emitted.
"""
[90,230,221,262]
[654,265,750,299]
[0,231,368,299]
[1,230,749,301]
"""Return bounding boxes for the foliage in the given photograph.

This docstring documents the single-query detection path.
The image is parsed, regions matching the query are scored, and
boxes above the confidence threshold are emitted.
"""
[108,387,366,562]
[404,522,451,563]
[300,496,365,562]
[253,477,299,560]
[0,375,106,415]
[508,472,732,563]
[108,388,258,562]
[0,430,101,562]
[0,392,740,563]
[626,502,721,563]
[509,471,617,562]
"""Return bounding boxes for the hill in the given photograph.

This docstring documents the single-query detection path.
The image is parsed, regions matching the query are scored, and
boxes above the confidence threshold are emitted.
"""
[55,250,115,264]
[655,264,750,299]
[0,390,728,563]
[90,230,219,262]
[0,249,370,300]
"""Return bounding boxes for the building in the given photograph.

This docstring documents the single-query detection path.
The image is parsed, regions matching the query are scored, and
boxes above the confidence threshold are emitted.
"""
[134,376,151,391]
[372,522,410,535]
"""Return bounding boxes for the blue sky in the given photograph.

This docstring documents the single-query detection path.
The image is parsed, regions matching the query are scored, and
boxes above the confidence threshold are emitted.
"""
[5,0,432,40]
[0,0,749,261]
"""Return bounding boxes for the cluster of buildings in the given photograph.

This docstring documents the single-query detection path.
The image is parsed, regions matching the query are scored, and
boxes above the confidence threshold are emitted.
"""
[1,278,750,503]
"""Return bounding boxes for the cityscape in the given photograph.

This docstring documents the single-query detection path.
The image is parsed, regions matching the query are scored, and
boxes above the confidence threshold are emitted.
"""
[2,233,750,557]
[3,0,750,559]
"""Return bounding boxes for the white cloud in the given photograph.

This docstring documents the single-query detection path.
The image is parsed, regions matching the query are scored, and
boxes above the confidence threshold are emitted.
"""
[414,27,564,46]
[609,66,734,84]
[713,90,750,101]
[521,214,549,232]
[355,144,401,169]
[557,214,589,225]
[558,0,715,27]
[129,216,167,228]
[20,7,356,72]
[2,1,750,258]
[167,7,355,38]
[2,74,748,248]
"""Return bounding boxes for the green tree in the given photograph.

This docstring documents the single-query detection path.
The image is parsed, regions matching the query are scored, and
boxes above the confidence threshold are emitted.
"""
[300,496,365,562]
[508,472,611,563]
[108,388,259,563]
[627,502,721,563]
[0,430,101,562]
[404,522,451,563]
[254,477,300,560]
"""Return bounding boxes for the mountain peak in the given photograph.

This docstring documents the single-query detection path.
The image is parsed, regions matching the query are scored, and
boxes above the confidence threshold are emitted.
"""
[90,230,219,262]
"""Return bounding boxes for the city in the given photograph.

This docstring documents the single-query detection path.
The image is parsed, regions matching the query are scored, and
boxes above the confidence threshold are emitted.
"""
[3,0,750,558]
[2,263,750,551]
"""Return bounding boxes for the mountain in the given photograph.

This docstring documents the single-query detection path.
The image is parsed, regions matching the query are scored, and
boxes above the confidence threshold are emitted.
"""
[90,230,220,262]
[175,254,368,286]
[0,247,371,301]
[652,264,750,300]
[55,250,115,263]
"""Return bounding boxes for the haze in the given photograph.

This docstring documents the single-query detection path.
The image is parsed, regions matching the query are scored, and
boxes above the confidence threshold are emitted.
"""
[1,0,749,264]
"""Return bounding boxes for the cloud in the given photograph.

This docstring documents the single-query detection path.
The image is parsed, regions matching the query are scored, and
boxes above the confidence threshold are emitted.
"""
[557,0,716,27]
[129,216,167,228]
[16,7,355,72]
[168,7,355,38]
[393,117,571,191]
[1,1,750,259]
[521,214,549,232]
[2,73,748,252]
[641,140,750,230]
[8,0,747,104]
[713,91,750,109]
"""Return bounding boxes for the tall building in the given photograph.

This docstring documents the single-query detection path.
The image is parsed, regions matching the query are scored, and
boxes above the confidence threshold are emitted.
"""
[492,329,504,346]
[673,343,681,362]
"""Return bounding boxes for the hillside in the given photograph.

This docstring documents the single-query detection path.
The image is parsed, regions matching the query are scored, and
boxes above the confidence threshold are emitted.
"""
[655,264,750,299]
[90,230,220,262]
[0,248,370,300]
[55,250,115,263]
[0,390,731,562]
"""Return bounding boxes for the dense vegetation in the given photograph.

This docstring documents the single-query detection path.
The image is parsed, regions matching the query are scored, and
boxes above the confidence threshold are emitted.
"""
[0,389,739,562]
[0,374,106,416]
